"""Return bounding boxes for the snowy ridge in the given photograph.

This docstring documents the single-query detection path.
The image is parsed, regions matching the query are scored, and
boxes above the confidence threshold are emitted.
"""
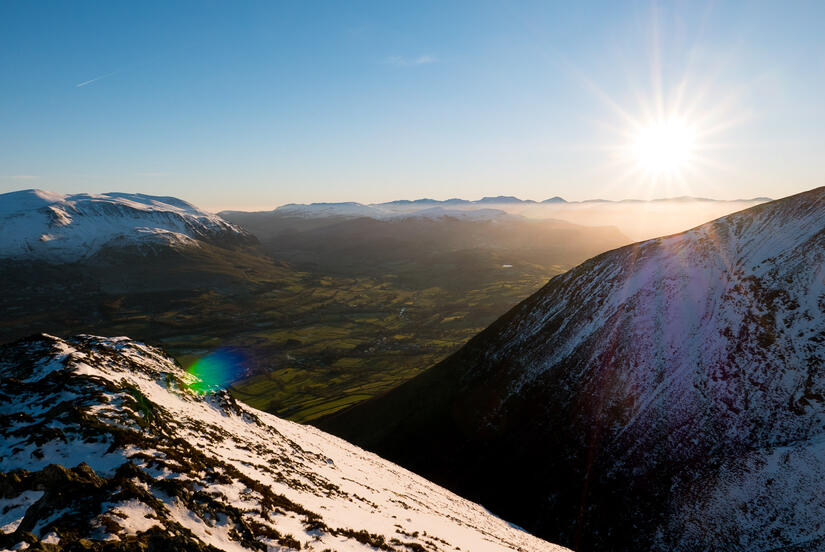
[467,186,825,547]
[0,189,250,260]
[491,186,825,402]
[0,334,563,552]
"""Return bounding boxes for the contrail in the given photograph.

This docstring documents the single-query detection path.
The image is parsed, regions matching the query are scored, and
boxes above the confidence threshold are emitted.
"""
[76,70,118,88]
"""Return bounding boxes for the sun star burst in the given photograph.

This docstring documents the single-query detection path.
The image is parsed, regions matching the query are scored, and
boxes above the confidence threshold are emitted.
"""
[632,118,697,175]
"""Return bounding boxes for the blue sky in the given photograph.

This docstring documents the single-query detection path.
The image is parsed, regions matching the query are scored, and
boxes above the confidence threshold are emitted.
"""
[1,1,824,210]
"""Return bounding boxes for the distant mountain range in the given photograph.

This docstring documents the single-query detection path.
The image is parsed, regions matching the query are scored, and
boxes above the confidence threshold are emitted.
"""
[221,194,774,243]
[221,195,773,221]
[320,187,825,551]
[0,333,563,551]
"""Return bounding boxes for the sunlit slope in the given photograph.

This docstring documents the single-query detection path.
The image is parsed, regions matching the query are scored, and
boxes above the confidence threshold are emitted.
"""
[0,189,251,260]
[0,334,565,551]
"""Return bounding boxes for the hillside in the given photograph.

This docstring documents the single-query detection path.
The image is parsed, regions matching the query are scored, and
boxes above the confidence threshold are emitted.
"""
[320,187,825,551]
[0,333,564,552]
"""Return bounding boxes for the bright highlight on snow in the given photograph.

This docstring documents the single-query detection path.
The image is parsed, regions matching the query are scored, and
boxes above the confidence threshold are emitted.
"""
[632,119,696,175]
[186,349,246,393]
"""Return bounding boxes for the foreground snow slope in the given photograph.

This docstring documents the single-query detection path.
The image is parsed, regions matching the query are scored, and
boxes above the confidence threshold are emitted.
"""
[0,189,249,260]
[0,334,563,552]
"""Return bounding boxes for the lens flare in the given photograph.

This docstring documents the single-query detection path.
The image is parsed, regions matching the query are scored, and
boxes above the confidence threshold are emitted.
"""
[186,349,246,393]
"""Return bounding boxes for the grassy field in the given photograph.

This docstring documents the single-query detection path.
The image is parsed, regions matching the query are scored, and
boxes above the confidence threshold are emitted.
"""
[0,245,560,422]
[225,265,557,421]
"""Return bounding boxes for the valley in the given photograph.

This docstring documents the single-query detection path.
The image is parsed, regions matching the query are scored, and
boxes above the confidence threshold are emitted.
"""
[0,190,628,422]
[0,250,554,422]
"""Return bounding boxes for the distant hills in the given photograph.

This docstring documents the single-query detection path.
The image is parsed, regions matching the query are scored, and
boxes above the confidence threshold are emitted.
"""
[222,194,772,220]
[221,194,773,243]
[220,208,628,280]
[0,188,292,351]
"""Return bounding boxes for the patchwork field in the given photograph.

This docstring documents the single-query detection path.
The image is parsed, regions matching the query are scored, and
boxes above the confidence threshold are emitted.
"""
[226,266,557,421]
[0,249,558,422]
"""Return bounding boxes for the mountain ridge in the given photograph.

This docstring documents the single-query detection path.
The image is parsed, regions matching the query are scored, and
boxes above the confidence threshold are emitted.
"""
[0,333,564,552]
[221,195,773,218]
[0,189,252,261]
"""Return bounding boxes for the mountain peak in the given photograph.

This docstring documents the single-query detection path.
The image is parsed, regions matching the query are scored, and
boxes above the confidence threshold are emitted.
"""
[477,195,527,203]
[0,189,250,261]
[0,189,67,214]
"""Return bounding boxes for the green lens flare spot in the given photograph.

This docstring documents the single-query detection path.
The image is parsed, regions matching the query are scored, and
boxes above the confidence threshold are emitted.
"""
[186,349,245,393]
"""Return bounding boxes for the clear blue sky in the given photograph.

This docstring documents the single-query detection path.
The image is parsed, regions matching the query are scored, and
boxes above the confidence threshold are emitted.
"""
[1,1,824,210]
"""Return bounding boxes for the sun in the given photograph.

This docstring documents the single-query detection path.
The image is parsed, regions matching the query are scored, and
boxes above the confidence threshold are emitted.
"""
[631,118,697,175]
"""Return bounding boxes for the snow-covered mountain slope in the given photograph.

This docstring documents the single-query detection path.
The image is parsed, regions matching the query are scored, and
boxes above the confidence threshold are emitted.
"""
[0,334,564,552]
[321,186,825,551]
[0,189,251,260]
